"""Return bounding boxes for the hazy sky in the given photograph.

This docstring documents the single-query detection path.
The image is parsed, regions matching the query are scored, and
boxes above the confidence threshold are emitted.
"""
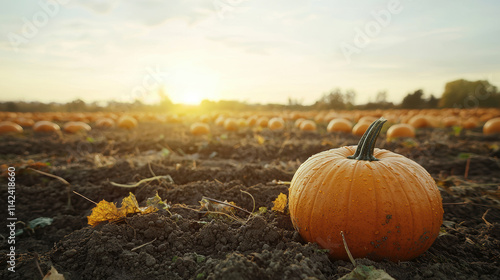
[1,0,499,105]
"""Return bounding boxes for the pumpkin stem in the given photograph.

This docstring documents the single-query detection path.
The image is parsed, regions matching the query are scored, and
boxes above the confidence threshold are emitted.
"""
[347,120,377,159]
[348,117,387,161]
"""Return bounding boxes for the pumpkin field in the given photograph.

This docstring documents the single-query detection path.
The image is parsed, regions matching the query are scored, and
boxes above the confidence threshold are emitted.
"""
[1,109,499,280]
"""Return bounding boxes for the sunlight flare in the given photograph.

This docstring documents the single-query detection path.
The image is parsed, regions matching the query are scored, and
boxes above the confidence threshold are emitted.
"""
[166,66,220,105]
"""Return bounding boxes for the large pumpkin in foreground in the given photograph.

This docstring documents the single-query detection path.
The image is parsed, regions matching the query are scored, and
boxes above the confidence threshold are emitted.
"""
[289,118,443,262]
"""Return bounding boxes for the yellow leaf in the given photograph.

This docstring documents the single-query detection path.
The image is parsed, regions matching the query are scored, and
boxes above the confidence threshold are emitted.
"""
[255,135,265,145]
[87,200,121,227]
[272,193,287,213]
[87,193,162,227]
[120,193,141,216]
[321,140,333,146]
[120,192,159,215]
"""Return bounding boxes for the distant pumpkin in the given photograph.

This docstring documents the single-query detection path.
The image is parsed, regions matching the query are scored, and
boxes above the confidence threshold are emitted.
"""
[223,118,238,131]
[95,118,115,128]
[63,121,91,134]
[352,121,371,136]
[33,121,61,133]
[461,119,478,130]
[237,118,249,127]
[327,118,352,133]
[483,117,500,135]
[190,122,210,136]
[268,117,285,131]
[294,118,305,128]
[247,116,258,127]
[386,123,415,139]
[14,117,34,127]
[299,120,317,131]
[357,116,378,124]
[256,117,269,128]
[117,116,138,129]
[408,115,431,128]
[0,121,23,134]
[442,116,459,127]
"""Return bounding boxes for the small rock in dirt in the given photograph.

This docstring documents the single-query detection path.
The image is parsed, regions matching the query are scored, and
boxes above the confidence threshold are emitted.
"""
[422,269,433,277]
[158,243,168,252]
[142,252,157,267]
[63,249,77,258]
[155,219,164,226]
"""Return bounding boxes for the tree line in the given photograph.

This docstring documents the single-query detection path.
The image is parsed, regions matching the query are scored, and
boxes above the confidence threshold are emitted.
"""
[1,79,498,112]
[311,79,499,110]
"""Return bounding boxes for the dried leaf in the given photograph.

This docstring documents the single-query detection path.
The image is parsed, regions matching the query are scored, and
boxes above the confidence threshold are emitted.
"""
[321,140,334,146]
[147,191,170,210]
[43,266,65,280]
[339,265,395,280]
[87,193,166,226]
[200,198,236,214]
[120,193,143,216]
[87,200,121,227]
[272,193,287,213]
[256,135,265,145]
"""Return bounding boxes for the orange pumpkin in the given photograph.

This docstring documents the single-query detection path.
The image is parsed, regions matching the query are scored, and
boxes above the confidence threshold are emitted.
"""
[408,115,431,128]
[199,114,211,123]
[483,117,500,135]
[70,113,89,122]
[299,120,316,131]
[14,117,34,127]
[294,118,305,128]
[63,121,91,134]
[190,122,210,136]
[0,121,23,134]
[442,116,459,127]
[256,117,269,128]
[352,121,370,136]
[95,118,115,128]
[237,118,248,127]
[33,121,61,133]
[357,116,378,124]
[386,123,415,139]
[247,116,258,127]
[223,118,238,131]
[327,118,352,133]
[268,117,285,131]
[461,119,477,130]
[289,118,443,262]
[117,116,138,129]
[214,116,226,127]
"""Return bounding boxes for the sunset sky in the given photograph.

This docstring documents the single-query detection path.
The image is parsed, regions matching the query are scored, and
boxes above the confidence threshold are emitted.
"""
[1,0,499,105]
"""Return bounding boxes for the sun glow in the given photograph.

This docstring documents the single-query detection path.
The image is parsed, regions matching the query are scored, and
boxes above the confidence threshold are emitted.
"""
[165,66,220,105]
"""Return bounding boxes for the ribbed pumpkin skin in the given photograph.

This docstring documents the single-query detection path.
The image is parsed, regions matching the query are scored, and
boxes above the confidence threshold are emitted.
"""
[289,146,443,262]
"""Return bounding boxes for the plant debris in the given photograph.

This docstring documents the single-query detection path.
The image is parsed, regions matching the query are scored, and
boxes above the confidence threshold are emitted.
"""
[87,192,168,226]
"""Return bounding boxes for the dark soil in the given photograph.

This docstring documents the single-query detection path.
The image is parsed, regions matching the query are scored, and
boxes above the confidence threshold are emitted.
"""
[1,121,499,279]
